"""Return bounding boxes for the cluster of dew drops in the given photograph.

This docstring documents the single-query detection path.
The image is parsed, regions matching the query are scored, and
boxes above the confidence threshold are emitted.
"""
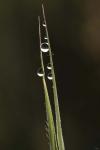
[37,22,53,80]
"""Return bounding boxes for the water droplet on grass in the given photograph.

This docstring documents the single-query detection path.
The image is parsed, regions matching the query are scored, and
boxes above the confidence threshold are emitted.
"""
[40,42,49,53]
[42,23,46,27]
[47,73,53,80]
[47,63,52,70]
[37,68,44,77]
[44,36,48,40]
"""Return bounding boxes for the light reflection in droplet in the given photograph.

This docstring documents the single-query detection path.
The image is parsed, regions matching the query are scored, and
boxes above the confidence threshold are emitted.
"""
[44,36,48,40]
[47,73,53,80]
[42,23,46,27]
[40,42,49,53]
[37,68,44,77]
[47,63,52,70]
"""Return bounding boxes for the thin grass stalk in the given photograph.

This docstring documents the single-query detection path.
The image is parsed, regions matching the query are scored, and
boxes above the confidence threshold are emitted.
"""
[38,16,58,150]
[42,4,65,150]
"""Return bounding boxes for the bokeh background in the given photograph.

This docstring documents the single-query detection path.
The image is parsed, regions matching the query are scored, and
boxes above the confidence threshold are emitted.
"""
[0,0,100,150]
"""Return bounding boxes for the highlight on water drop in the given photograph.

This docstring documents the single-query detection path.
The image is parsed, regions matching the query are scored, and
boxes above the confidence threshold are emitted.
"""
[47,63,52,70]
[42,22,46,27]
[47,72,53,80]
[37,67,44,77]
[40,42,49,53]
[44,36,48,40]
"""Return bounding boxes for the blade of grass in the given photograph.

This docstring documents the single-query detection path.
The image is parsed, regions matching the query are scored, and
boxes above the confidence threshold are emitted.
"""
[38,16,58,150]
[42,4,65,150]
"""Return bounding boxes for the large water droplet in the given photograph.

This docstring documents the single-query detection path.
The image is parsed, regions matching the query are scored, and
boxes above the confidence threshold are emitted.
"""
[37,68,44,77]
[47,63,52,70]
[47,73,53,80]
[40,42,49,53]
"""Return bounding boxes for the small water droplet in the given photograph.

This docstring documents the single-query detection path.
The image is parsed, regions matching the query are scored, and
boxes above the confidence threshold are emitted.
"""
[40,42,49,53]
[47,72,53,80]
[42,22,46,27]
[47,63,52,70]
[44,36,48,40]
[37,68,44,77]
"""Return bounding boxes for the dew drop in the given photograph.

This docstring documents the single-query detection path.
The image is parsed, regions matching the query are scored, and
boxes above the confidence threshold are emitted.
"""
[42,22,46,27]
[47,73,53,80]
[47,63,52,70]
[37,68,44,77]
[40,42,49,53]
[44,36,48,40]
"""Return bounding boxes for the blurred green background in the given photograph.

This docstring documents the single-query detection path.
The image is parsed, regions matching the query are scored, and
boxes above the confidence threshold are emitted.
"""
[0,0,100,150]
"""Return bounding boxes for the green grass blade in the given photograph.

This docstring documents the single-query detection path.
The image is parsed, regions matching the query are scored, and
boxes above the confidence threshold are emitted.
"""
[42,4,65,150]
[38,16,58,150]
[42,76,58,150]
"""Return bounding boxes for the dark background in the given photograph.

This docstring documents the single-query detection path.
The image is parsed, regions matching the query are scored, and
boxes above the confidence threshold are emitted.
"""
[0,0,100,150]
